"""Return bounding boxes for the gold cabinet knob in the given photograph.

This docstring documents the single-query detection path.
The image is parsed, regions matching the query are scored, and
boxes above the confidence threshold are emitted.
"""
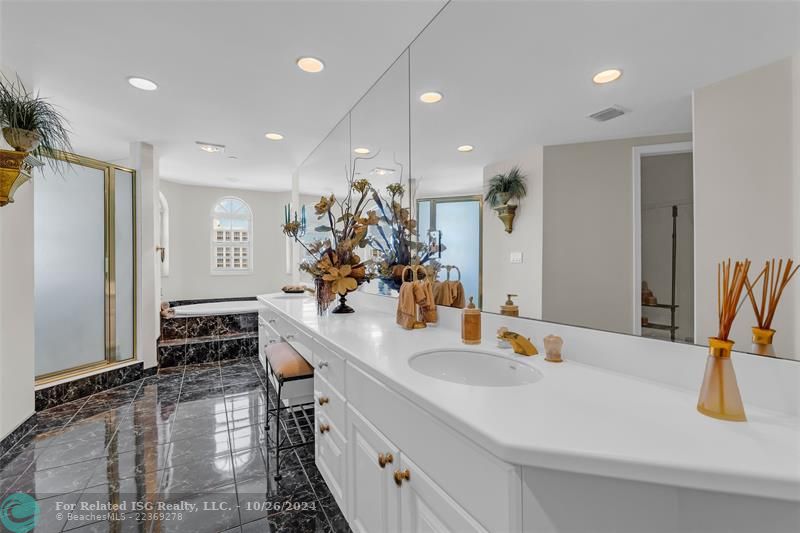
[319,423,330,434]
[378,453,394,468]
[393,468,410,486]
[318,396,329,406]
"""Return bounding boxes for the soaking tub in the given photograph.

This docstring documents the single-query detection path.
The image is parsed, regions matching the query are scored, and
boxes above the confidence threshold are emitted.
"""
[172,299,263,317]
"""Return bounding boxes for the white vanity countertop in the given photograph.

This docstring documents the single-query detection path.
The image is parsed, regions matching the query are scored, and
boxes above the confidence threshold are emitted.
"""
[259,293,800,502]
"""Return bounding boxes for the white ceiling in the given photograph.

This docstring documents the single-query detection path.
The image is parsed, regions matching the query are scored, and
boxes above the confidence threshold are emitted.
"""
[410,1,800,195]
[298,1,800,197]
[0,0,445,191]
[2,1,798,197]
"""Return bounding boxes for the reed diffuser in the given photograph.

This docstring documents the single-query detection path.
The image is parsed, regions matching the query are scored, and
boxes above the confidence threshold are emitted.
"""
[697,259,751,422]
[744,259,799,356]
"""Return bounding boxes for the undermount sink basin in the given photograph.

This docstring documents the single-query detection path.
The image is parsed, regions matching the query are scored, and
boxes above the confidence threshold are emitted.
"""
[409,349,543,387]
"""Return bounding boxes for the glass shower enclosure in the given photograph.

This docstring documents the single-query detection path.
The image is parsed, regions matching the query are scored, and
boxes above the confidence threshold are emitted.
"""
[34,152,136,382]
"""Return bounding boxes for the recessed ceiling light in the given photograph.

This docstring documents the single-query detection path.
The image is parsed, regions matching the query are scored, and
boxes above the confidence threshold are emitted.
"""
[297,57,325,73]
[127,76,158,91]
[196,141,225,153]
[592,68,622,85]
[265,132,284,141]
[419,91,443,104]
[457,145,474,152]
[353,147,370,155]
[370,167,395,176]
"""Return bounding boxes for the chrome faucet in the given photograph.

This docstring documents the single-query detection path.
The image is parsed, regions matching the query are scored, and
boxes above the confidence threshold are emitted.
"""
[497,327,538,356]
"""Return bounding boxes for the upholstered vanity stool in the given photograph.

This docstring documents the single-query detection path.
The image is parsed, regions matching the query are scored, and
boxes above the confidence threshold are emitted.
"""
[264,341,315,480]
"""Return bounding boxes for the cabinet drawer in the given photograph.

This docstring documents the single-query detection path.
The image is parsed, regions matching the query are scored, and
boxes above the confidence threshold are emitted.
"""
[314,342,346,394]
[315,374,346,433]
[347,363,521,533]
[316,411,347,510]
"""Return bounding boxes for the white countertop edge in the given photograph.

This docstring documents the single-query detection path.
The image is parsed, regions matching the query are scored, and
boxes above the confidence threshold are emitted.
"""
[258,294,800,502]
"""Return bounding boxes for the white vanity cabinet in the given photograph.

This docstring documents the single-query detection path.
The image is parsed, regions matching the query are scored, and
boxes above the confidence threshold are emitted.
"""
[346,403,487,533]
[261,303,510,533]
[347,405,401,533]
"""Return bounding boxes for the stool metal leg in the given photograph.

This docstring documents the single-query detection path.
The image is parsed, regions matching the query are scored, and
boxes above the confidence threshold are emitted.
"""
[274,378,284,481]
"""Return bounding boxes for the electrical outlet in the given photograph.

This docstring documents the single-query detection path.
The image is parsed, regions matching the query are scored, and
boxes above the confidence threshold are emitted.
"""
[510,252,523,264]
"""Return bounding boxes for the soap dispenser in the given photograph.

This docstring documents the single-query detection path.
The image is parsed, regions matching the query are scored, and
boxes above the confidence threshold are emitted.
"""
[500,294,519,317]
[462,297,481,345]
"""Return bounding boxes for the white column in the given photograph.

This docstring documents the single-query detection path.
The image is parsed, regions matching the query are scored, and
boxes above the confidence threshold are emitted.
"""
[130,142,159,370]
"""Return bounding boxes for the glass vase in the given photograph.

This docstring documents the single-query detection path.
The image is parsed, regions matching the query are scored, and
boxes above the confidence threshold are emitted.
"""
[750,327,776,357]
[314,278,333,316]
[696,337,746,422]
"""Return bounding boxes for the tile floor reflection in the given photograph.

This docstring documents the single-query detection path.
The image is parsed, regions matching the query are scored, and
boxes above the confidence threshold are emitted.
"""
[0,358,349,532]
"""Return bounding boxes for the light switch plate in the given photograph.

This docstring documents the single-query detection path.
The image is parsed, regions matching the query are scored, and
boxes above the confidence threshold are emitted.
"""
[510,251,523,264]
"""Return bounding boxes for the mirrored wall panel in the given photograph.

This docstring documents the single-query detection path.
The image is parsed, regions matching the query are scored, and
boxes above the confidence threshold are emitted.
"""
[296,2,800,361]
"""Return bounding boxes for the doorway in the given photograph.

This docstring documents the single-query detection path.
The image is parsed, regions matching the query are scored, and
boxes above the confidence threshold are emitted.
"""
[632,142,694,342]
[416,196,483,306]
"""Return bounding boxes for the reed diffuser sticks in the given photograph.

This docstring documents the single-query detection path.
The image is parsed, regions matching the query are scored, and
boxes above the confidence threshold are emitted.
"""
[697,258,751,422]
[715,259,752,341]
[745,259,799,330]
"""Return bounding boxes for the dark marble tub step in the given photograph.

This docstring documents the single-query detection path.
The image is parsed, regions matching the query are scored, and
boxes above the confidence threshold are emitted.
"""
[158,333,258,368]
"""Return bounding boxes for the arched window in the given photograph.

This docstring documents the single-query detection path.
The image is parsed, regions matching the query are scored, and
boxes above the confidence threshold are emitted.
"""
[211,197,253,273]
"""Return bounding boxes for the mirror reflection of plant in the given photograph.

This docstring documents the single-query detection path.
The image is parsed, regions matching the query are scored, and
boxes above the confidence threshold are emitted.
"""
[370,182,438,279]
[282,154,379,294]
[0,74,72,171]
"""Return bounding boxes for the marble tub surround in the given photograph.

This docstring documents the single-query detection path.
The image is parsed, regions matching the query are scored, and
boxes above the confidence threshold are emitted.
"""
[0,358,349,532]
[260,292,800,505]
[159,306,258,368]
[34,362,154,411]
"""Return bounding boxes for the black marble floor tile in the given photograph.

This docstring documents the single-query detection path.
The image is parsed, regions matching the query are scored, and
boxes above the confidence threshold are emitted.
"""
[5,358,348,533]
[11,456,101,497]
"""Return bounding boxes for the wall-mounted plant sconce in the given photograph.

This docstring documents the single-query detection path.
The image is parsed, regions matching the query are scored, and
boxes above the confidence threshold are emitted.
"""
[0,149,41,207]
[485,166,527,234]
[494,204,517,233]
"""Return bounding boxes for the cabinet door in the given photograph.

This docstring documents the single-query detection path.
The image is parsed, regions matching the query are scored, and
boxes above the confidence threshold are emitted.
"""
[399,454,488,533]
[316,412,347,511]
[347,406,400,533]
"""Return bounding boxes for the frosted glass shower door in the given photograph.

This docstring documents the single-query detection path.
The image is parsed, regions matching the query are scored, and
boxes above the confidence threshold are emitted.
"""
[35,162,107,377]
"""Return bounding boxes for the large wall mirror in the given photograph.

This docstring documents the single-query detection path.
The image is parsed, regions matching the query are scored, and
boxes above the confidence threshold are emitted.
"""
[297,2,800,362]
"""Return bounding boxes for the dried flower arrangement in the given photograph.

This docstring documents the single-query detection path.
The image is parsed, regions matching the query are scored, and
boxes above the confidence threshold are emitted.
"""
[697,258,752,421]
[744,259,798,351]
[369,182,439,290]
[282,166,378,313]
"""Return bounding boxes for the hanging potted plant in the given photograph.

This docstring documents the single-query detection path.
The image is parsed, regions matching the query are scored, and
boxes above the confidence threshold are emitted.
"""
[0,74,72,206]
[485,166,527,233]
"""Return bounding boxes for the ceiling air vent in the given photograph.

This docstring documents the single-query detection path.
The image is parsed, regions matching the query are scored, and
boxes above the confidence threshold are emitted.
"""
[588,106,625,122]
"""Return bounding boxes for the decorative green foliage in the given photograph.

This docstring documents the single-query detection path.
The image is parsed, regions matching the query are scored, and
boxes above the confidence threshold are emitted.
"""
[485,165,527,207]
[0,74,72,170]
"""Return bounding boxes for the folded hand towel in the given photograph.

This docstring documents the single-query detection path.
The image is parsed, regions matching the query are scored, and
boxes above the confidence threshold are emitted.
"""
[449,280,466,309]
[397,282,421,329]
[415,281,438,324]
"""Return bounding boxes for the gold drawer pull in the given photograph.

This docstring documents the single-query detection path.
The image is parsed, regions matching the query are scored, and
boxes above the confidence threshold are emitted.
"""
[378,453,394,468]
[393,468,410,486]
[318,396,329,406]
[319,423,330,434]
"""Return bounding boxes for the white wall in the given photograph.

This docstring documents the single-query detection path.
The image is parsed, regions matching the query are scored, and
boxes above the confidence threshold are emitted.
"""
[693,57,797,357]
[160,180,293,300]
[541,133,692,334]
[482,146,544,317]
[0,43,36,439]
